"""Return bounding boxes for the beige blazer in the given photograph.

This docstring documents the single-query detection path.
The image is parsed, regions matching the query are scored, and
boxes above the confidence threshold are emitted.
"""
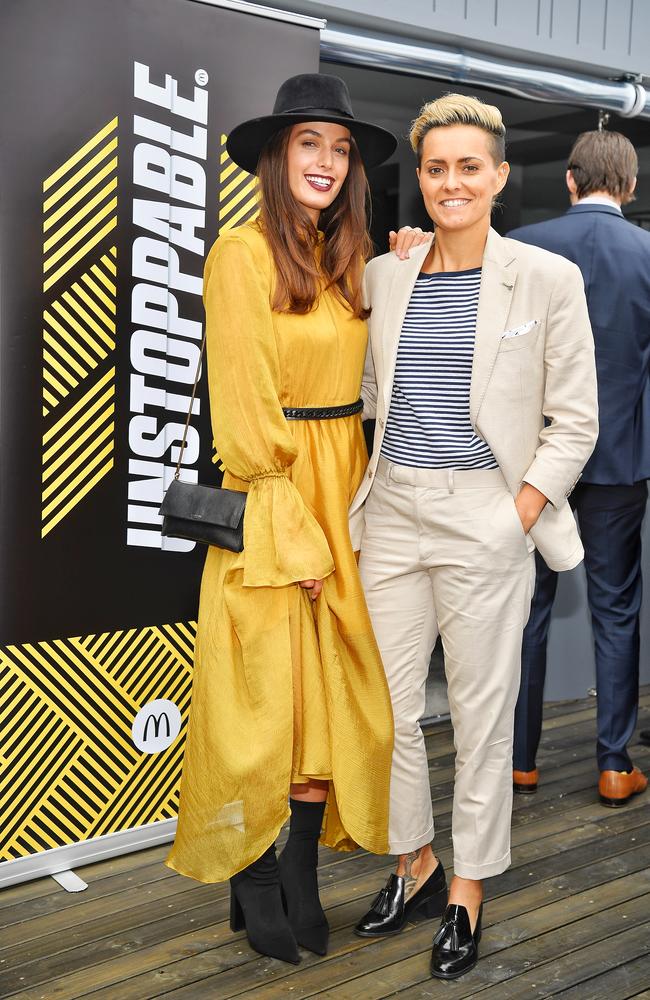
[350,228,599,572]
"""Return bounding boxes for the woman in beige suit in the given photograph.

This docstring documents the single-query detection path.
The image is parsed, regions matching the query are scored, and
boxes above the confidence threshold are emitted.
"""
[351,94,598,978]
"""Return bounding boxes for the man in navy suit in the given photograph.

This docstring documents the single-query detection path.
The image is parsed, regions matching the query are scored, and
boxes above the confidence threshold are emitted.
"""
[509,130,649,806]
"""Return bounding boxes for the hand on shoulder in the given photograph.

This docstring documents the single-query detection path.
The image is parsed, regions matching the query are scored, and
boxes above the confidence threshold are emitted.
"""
[388,226,433,260]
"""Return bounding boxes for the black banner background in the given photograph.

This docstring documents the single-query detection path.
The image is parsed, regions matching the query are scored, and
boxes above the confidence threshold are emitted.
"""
[0,0,320,644]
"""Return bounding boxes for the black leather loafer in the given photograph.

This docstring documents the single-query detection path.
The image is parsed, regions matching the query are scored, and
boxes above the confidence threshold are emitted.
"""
[354,861,447,938]
[430,902,482,979]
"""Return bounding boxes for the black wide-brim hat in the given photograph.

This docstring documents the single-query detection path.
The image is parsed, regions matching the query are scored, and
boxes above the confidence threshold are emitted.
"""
[226,73,397,174]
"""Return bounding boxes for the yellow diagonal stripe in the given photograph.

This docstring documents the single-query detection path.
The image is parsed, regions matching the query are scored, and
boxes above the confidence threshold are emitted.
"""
[218,176,257,220]
[46,308,100,369]
[44,156,118,233]
[43,327,90,379]
[42,421,114,503]
[43,177,117,254]
[44,216,117,292]
[43,366,113,445]
[219,160,238,184]
[44,195,116,274]
[42,455,113,537]
[221,193,260,231]
[0,622,195,859]
[39,118,119,537]
[68,283,115,340]
[42,441,114,526]
[58,293,112,353]
[220,171,256,202]
[43,346,80,389]
[82,271,116,315]
[44,398,114,478]
[44,117,117,192]
[90,260,116,295]
[53,297,110,358]
[43,137,118,214]
[219,133,259,234]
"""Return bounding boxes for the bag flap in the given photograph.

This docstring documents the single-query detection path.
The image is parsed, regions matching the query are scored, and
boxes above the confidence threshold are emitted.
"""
[159,479,246,529]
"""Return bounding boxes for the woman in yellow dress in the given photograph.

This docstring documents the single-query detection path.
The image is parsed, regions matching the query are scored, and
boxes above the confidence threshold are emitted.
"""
[167,74,410,965]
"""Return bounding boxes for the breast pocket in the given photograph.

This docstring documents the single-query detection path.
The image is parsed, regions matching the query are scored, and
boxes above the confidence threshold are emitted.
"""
[498,319,541,353]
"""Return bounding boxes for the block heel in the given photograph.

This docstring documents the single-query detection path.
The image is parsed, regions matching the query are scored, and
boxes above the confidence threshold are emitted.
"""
[229,845,301,965]
[412,887,448,922]
[229,886,245,932]
[355,859,448,937]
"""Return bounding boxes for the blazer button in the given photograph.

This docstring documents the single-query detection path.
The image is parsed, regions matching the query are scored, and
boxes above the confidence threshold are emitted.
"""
[368,469,373,479]
[379,418,385,428]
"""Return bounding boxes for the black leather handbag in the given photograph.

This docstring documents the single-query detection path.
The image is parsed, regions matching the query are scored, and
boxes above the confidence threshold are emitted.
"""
[159,335,246,551]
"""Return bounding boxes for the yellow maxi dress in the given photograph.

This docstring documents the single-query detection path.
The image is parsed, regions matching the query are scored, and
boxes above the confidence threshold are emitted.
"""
[166,222,394,883]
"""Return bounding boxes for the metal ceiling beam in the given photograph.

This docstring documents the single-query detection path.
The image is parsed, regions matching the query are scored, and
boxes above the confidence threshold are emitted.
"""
[321,26,650,120]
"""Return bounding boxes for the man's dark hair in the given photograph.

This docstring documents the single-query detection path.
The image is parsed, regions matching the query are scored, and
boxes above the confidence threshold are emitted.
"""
[568,130,638,204]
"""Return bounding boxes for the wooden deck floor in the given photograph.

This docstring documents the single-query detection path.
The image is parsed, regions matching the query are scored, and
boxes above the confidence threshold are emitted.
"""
[2,690,650,1000]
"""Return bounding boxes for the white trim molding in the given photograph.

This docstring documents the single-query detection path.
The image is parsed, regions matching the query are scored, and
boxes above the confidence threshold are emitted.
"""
[188,0,325,30]
[0,820,177,889]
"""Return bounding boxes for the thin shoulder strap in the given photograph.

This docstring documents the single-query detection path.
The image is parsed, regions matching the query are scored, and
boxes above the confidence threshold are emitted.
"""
[174,331,206,480]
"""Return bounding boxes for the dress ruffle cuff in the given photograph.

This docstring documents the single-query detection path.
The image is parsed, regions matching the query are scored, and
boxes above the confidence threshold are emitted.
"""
[242,474,335,588]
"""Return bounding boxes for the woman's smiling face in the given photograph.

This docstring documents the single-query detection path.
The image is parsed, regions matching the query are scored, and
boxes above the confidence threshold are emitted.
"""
[286,121,351,224]
[417,124,509,234]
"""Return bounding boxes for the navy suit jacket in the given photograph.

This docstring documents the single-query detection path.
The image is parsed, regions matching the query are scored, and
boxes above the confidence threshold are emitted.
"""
[509,204,650,484]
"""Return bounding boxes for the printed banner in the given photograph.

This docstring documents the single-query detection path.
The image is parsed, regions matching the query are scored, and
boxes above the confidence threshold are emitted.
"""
[0,0,319,863]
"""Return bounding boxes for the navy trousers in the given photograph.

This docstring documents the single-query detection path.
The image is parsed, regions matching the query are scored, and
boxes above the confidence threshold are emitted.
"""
[514,481,648,773]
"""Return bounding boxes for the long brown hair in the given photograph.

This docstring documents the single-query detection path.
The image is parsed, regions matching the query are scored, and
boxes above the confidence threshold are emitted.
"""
[256,126,372,317]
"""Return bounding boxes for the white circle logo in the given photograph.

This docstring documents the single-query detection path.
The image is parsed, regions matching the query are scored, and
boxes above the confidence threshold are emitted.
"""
[195,69,209,86]
[132,699,182,753]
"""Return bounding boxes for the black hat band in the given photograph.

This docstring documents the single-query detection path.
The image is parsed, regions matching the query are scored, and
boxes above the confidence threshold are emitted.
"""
[280,106,355,119]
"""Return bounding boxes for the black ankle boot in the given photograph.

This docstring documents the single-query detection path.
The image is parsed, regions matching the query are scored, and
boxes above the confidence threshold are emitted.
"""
[230,844,300,965]
[278,798,329,956]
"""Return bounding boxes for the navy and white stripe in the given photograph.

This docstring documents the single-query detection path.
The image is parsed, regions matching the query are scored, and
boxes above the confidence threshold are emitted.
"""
[381,268,498,469]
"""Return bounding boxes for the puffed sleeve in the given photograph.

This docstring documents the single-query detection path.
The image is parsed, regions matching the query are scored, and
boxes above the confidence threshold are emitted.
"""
[204,232,334,588]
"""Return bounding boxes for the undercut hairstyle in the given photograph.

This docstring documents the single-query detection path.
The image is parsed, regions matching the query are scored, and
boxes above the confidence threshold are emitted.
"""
[256,126,372,317]
[409,93,506,166]
[568,130,637,204]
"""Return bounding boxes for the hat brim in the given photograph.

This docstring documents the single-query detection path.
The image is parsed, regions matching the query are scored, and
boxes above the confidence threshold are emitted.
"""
[226,111,397,175]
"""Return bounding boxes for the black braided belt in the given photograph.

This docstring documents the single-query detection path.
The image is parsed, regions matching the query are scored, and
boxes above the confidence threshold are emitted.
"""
[282,398,364,420]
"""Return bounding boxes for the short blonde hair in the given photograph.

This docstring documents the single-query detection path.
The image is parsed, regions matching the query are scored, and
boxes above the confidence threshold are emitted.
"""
[410,93,506,165]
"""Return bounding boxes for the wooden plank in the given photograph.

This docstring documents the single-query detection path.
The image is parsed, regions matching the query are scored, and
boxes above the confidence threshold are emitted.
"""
[175,870,650,1000]
[155,894,650,999]
[4,749,647,958]
[2,701,643,928]
[9,808,649,1000]
[2,692,648,1000]
[551,954,650,999]
[5,738,633,943]
[0,843,171,914]
[453,920,650,999]
[0,738,625,949]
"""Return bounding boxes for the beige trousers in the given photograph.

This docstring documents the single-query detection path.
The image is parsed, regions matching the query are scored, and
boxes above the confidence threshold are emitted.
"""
[360,457,535,879]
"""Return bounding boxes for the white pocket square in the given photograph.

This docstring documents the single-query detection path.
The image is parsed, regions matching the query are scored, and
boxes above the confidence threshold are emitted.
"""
[501,319,539,340]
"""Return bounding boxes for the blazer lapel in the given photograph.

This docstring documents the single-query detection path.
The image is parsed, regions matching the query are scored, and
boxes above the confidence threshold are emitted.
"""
[470,228,517,427]
[381,239,432,412]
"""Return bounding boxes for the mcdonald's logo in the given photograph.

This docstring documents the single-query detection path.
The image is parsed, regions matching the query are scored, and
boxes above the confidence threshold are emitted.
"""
[143,710,171,743]
[132,698,181,753]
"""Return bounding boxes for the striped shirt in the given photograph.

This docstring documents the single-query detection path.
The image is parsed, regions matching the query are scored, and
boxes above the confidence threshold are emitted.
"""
[381,268,498,469]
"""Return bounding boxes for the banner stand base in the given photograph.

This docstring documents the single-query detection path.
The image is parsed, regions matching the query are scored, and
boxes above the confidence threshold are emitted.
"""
[51,869,89,893]
[0,819,176,890]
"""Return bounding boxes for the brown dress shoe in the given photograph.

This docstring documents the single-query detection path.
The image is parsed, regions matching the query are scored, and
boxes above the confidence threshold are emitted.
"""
[513,768,538,794]
[599,766,648,807]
